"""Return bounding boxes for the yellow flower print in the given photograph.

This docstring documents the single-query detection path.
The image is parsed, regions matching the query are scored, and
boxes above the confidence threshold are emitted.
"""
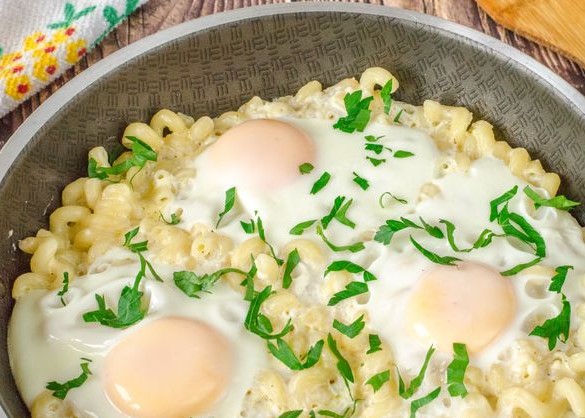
[52,27,76,44]
[33,54,58,82]
[0,52,23,69]
[5,74,31,101]
[0,60,25,80]
[65,39,87,64]
[32,41,59,58]
[23,32,48,51]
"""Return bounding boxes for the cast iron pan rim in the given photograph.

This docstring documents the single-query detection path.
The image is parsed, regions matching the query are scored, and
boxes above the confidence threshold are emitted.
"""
[2,2,585,416]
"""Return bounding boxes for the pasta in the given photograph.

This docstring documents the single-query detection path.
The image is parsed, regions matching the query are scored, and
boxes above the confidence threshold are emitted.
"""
[9,67,585,418]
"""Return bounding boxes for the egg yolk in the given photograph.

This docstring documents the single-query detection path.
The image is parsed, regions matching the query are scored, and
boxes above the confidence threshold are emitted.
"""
[405,262,516,354]
[104,317,233,418]
[208,118,315,190]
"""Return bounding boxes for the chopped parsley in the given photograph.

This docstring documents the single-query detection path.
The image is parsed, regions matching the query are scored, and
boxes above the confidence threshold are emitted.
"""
[46,359,92,399]
[489,186,518,221]
[244,286,293,339]
[299,162,315,174]
[524,186,580,210]
[393,109,404,123]
[397,345,435,399]
[278,411,303,418]
[333,90,374,133]
[311,172,332,194]
[352,172,369,190]
[257,215,284,265]
[328,281,369,306]
[446,343,469,398]
[530,293,571,350]
[173,268,247,298]
[216,187,236,228]
[366,156,386,167]
[365,135,383,142]
[333,315,365,338]
[324,260,377,282]
[321,196,355,229]
[410,236,460,266]
[365,143,384,155]
[365,370,390,392]
[500,256,543,276]
[57,272,69,306]
[410,387,441,418]
[549,265,573,293]
[316,225,365,253]
[123,228,162,282]
[327,333,354,384]
[393,150,415,158]
[240,218,256,234]
[268,338,324,370]
[88,136,157,181]
[290,219,317,235]
[380,79,393,114]
[379,192,407,207]
[367,334,383,354]
[282,249,301,289]
[159,210,181,225]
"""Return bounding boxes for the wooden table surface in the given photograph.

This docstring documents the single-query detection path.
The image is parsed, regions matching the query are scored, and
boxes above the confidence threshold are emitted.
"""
[1,0,584,147]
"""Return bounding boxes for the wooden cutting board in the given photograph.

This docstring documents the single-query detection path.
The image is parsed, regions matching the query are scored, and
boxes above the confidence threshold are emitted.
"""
[476,0,585,68]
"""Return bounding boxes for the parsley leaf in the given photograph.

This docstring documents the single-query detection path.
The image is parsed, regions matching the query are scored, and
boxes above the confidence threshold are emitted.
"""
[216,186,237,228]
[299,162,314,174]
[324,260,377,282]
[367,156,386,167]
[159,211,181,225]
[240,218,256,234]
[498,208,546,257]
[365,135,383,142]
[244,286,293,339]
[366,370,390,392]
[446,343,469,398]
[549,265,573,293]
[268,338,324,371]
[365,143,384,155]
[393,109,404,123]
[290,219,317,235]
[352,172,369,190]
[88,136,157,181]
[394,150,414,158]
[524,186,580,210]
[46,359,92,399]
[374,218,416,245]
[123,228,162,282]
[316,225,365,253]
[333,315,365,338]
[328,281,369,306]
[410,236,461,266]
[282,249,301,289]
[257,215,284,265]
[500,256,543,276]
[530,293,571,350]
[489,186,518,221]
[410,387,441,418]
[440,220,495,252]
[379,192,407,207]
[311,172,332,194]
[380,79,393,114]
[398,345,435,399]
[173,268,246,298]
[367,334,383,354]
[333,90,374,133]
[57,272,69,306]
[327,333,354,383]
[278,411,303,418]
[83,281,146,329]
[321,197,356,229]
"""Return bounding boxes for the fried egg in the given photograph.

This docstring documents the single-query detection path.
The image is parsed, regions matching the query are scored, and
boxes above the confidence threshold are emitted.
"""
[9,248,266,417]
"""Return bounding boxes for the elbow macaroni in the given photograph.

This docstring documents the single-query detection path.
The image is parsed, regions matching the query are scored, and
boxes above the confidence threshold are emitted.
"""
[17,68,582,418]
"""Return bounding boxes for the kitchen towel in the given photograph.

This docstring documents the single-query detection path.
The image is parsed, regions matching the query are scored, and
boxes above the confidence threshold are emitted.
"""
[0,0,148,118]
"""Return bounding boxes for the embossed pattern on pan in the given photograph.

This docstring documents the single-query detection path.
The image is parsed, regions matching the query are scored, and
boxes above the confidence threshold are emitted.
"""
[0,8,584,417]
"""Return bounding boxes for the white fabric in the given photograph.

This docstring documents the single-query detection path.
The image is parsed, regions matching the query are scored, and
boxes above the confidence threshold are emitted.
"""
[0,0,148,117]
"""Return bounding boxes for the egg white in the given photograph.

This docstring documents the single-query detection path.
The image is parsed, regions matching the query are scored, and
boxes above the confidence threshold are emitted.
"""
[8,247,267,417]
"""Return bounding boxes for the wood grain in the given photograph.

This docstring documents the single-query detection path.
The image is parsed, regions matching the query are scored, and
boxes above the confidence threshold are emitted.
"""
[1,0,584,147]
